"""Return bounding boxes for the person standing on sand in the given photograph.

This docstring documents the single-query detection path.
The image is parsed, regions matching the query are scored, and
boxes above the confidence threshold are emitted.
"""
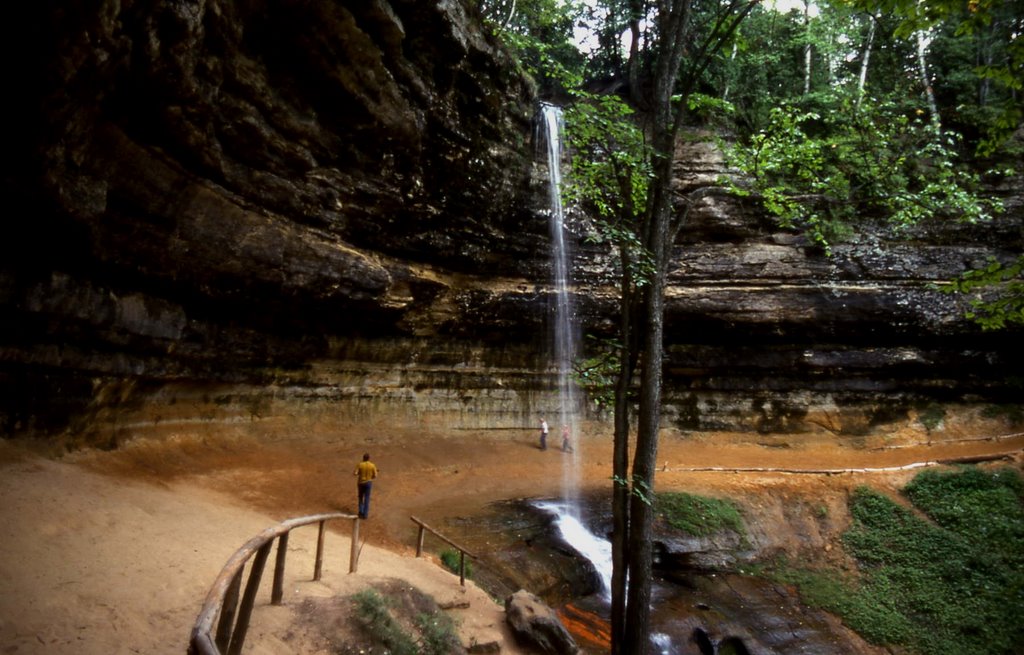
[561,424,573,453]
[354,453,378,519]
[539,418,549,450]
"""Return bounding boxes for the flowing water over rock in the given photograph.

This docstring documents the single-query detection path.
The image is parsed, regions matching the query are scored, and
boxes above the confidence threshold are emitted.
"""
[439,494,879,655]
[535,500,613,602]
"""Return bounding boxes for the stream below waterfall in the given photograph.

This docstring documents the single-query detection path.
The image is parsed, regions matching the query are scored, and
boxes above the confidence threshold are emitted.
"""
[437,491,879,655]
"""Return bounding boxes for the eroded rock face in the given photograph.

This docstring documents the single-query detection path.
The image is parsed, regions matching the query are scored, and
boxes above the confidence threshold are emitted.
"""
[2,0,545,439]
[1,1,1022,444]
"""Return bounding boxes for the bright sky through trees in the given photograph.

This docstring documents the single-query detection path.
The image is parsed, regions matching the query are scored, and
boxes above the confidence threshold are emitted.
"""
[571,0,819,54]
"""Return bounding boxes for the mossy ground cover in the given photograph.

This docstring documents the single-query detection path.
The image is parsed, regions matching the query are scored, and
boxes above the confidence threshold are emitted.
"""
[654,491,745,537]
[773,466,1024,655]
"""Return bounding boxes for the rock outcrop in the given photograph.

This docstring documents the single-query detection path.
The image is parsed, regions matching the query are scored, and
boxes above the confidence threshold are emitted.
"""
[505,589,579,655]
[1,0,1022,446]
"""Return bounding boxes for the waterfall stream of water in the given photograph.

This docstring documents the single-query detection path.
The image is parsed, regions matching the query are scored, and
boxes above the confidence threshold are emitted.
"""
[538,103,583,514]
[535,500,613,602]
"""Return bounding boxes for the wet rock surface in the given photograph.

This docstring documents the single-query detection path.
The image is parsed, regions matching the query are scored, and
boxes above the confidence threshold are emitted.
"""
[648,574,880,655]
[440,498,605,605]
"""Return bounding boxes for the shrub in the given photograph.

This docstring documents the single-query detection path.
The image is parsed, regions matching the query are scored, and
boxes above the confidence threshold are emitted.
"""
[439,548,473,579]
[352,589,419,655]
[351,588,463,655]
[917,404,946,431]
[416,611,461,654]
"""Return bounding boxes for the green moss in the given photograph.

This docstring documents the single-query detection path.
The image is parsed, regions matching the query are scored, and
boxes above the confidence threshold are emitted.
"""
[771,467,1024,655]
[917,404,946,431]
[981,403,1024,424]
[655,491,745,537]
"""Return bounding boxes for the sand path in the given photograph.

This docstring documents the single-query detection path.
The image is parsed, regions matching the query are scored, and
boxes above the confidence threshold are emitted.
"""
[1,426,1021,654]
[0,444,528,655]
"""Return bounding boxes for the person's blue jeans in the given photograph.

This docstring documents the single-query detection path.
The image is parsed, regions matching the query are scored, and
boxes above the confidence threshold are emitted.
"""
[357,481,373,518]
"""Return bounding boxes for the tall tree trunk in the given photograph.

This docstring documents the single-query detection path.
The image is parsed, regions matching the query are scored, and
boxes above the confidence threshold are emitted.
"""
[856,14,877,109]
[912,0,941,132]
[803,0,812,95]
[623,173,670,653]
[609,254,636,655]
[628,0,644,107]
[622,12,680,640]
[612,3,760,652]
[915,28,940,130]
[722,41,738,103]
[976,20,994,107]
[615,3,649,649]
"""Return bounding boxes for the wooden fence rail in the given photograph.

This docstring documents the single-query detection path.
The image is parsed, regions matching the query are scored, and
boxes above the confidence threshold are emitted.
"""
[189,512,358,655]
[410,515,477,586]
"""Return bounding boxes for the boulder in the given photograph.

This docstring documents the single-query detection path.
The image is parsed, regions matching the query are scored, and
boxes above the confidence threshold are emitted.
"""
[504,589,579,655]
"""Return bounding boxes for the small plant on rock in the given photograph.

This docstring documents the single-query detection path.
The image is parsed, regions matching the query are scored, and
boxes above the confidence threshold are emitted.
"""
[439,548,472,579]
[351,587,464,655]
[352,589,419,655]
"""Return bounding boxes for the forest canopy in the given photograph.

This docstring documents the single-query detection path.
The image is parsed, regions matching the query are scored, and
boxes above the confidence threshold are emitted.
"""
[483,0,1021,152]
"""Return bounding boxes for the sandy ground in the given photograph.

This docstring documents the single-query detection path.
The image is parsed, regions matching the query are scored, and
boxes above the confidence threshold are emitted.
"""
[1,425,1022,655]
[0,443,528,655]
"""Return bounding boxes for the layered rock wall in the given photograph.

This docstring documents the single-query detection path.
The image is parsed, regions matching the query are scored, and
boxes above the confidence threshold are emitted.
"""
[2,0,1021,447]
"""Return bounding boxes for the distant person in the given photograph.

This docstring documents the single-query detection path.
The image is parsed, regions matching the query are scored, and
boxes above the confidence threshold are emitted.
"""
[561,425,573,453]
[539,418,549,450]
[353,453,378,519]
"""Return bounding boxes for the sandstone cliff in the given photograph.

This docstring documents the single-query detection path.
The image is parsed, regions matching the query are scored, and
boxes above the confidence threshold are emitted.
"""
[2,0,1021,447]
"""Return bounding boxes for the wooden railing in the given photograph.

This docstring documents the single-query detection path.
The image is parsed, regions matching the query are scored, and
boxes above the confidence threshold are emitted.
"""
[410,515,477,586]
[189,512,359,655]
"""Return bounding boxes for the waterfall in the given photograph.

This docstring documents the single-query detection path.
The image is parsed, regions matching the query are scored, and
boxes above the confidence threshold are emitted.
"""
[536,500,613,602]
[537,102,582,513]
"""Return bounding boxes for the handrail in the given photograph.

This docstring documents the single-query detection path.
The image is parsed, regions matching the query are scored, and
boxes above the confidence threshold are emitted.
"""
[410,515,477,586]
[189,512,358,655]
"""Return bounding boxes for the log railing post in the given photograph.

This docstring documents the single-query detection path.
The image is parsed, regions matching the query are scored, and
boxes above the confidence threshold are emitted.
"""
[313,520,327,581]
[226,541,272,655]
[214,571,242,653]
[409,516,477,587]
[349,517,360,573]
[190,512,355,654]
[271,532,289,605]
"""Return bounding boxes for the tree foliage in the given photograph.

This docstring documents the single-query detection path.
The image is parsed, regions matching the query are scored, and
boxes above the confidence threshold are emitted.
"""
[564,94,654,282]
[479,0,587,96]
[941,255,1024,330]
[724,93,1004,253]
